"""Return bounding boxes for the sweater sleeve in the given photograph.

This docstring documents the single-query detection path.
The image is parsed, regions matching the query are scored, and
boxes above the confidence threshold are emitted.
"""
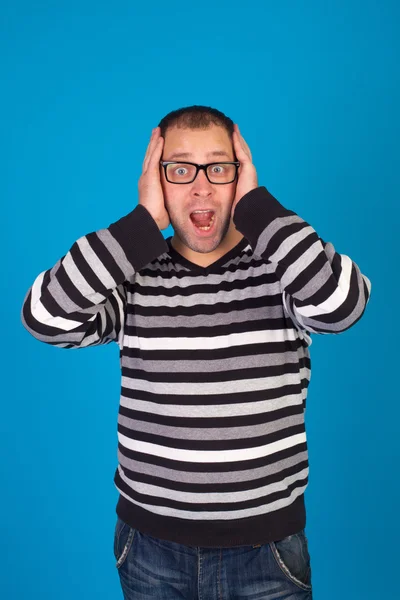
[233,186,372,345]
[21,204,169,350]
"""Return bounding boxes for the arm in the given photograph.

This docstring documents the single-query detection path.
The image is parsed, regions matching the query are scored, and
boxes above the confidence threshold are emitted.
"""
[233,185,372,343]
[21,204,168,349]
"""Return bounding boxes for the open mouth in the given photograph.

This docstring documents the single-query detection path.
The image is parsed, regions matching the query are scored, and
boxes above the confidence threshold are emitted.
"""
[189,210,216,234]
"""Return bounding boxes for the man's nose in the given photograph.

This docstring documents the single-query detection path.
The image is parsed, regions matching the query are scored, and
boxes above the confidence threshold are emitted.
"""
[192,168,213,195]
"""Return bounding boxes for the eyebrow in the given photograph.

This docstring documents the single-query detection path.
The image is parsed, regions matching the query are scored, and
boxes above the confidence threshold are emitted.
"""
[165,150,232,161]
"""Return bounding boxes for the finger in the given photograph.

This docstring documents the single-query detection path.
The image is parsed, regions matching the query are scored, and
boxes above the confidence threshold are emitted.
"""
[234,124,252,160]
[143,127,159,171]
[143,128,160,172]
[142,129,155,171]
[147,135,164,174]
[233,130,250,162]
[235,125,252,162]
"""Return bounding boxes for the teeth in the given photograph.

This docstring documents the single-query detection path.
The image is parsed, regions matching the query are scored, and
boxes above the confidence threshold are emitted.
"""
[196,214,215,231]
[192,209,214,214]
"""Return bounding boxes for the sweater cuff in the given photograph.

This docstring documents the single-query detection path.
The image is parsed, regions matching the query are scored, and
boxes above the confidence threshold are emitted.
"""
[108,204,169,272]
[233,186,295,245]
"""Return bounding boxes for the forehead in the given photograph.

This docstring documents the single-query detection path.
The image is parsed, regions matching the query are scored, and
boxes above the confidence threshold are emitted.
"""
[163,125,233,159]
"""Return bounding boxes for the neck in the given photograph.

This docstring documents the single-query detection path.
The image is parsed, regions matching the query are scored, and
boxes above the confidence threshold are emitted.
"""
[171,219,244,268]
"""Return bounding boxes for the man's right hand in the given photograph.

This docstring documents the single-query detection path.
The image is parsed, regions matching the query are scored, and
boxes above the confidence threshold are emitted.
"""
[138,127,170,231]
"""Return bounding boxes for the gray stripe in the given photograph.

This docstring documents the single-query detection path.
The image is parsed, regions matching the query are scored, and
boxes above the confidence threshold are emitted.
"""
[280,241,324,290]
[132,283,282,308]
[293,260,333,302]
[47,275,83,314]
[270,225,315,264]
[76,236,116,289]
[116,464,308,508]
[119,391,306,419]
[127,305,285,328]
[255,214,304,257]
[96,228,136,277]
[121,349,302,373]
[118,447,308,485]
[115,483,308,520]
[121,370,308,396]
[118,412,304,442]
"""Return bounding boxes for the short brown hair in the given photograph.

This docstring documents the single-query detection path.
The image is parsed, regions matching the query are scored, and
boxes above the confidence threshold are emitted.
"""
[158,105,234,140]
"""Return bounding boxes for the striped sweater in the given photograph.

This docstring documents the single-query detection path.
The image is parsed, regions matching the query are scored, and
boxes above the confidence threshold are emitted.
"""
[21,185,372,547]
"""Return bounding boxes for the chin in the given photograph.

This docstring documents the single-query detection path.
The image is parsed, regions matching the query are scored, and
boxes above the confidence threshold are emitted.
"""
[173,224,218,252]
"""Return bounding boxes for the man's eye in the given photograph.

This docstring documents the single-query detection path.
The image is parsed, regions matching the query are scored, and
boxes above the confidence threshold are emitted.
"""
[175,167,188,175]
[211,165,224,173]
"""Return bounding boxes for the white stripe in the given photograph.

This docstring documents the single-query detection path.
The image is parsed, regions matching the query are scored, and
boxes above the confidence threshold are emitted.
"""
[31,271,83,331]
[117,431,307,463]
[124,328,297,351]
[295,254,353,317]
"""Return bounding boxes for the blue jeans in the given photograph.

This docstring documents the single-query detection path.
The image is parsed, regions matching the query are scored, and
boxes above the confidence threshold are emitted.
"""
[113,515,313,599]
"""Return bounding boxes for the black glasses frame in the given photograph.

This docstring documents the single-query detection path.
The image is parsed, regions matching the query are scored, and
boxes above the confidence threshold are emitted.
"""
[160,160,240,184]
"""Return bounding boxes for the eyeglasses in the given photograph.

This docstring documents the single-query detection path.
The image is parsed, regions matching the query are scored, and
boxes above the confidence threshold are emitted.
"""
[160,161,240,184]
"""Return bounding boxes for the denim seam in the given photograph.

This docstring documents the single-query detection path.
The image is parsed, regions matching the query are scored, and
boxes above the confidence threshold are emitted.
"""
[198,549,203,600]
[114,519,125,561]
[269,541,312,591]
[116,526,135,569]
[218,548,223,600]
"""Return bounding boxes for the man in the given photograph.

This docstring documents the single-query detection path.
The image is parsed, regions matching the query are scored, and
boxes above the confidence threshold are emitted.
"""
[21,105,371,599]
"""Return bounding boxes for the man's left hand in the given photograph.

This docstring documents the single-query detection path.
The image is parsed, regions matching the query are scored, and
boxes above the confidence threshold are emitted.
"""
[231,124,258,218]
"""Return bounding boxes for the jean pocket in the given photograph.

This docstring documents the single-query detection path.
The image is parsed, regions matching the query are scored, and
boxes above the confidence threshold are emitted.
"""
[269,529,312,591]
[113,516,136,569]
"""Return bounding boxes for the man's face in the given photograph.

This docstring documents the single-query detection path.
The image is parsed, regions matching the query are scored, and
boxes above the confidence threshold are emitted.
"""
[160,124,237,254]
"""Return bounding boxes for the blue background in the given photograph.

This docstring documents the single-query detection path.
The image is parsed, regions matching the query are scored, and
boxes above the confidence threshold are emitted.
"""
[2,1,398,598]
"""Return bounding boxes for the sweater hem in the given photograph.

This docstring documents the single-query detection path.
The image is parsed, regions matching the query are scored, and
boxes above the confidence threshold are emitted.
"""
[115,488,306,548]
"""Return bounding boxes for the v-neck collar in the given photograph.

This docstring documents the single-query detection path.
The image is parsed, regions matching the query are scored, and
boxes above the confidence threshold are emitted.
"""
[165,235,249,275]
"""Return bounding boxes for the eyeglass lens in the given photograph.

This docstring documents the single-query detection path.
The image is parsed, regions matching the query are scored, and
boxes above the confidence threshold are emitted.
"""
[166,163,236,184]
